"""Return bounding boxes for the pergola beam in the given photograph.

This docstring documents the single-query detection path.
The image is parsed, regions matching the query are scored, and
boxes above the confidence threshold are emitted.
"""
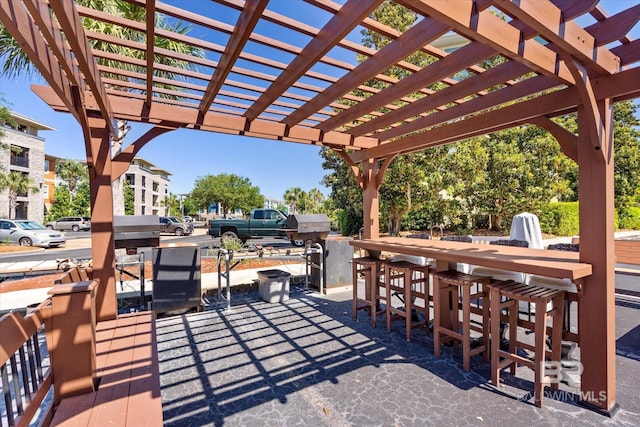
[283,16,449,128]
[351,66,640,162]
[23,0,85,91]
[350,60,533,139]
[316,41,495,133]
[585,4,640,47]
[198,0,268,115]
[48,0,116,136]
[373,74,559,143]
[30,85,380,150]
[244,0,384,121]
[145,0,156,106]
[399,0,575,85]
[0,0,79,123]
[494,0,620,75]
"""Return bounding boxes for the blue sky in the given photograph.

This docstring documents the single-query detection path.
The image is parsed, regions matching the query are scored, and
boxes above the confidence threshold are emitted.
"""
[0,0,637,200]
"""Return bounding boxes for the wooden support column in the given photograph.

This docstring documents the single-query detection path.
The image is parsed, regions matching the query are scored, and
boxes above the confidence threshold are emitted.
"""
[86,114,118,322]
[576,103,618,415]
[362,158,380,239]
[47,281,98,404]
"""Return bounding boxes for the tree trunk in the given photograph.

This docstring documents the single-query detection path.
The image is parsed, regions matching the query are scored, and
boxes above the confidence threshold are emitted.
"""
[110,120,130,216]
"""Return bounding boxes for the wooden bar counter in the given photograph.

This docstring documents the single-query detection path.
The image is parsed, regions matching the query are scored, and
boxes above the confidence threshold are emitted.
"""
[350,237,592,282]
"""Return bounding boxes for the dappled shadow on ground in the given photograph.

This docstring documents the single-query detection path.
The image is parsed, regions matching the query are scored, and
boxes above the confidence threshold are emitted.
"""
[156,286,640,426]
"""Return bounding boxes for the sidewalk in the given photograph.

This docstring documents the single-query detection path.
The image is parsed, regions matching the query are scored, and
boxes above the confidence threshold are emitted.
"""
[0,263,308,314]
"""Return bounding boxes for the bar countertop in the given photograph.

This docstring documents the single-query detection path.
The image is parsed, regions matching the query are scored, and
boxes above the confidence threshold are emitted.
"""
[350,237,592,281]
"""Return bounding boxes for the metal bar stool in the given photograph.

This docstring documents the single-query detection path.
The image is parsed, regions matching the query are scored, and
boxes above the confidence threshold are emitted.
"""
[488,280,565,407]
[384,261,430,341]
[432,270,491,371]
[352,256,387,326]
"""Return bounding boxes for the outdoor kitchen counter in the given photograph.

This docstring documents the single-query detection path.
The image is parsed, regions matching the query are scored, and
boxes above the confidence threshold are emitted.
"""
[350,237,592,281]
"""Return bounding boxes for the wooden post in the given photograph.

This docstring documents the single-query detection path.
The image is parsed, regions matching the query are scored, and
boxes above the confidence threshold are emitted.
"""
[576,104,618,415]
[86,115,118,321]
[362,158,379,239]
[47,281,98,404]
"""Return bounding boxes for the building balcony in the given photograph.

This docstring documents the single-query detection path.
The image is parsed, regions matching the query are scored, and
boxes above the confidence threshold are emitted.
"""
[10,155,29,168]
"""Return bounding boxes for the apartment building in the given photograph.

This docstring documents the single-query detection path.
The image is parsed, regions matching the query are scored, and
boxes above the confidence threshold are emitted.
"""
[124,157,171,216]
[0,112,53,223]
[263,196,288,212]
[43,153,63,211]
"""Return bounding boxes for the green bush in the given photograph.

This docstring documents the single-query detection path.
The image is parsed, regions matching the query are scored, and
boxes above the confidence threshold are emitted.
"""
[401,209,431,231]
[338,207,363,236]
[221,235,244,251]
[617,206,640,230]
[539,202,579,236]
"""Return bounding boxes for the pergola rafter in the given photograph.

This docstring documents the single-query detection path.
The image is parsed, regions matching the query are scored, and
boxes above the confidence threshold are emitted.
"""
[48,0,116,136]
[1,0,638,415]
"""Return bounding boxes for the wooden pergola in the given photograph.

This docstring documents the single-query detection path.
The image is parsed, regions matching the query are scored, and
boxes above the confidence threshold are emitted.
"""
[1,0,638,415]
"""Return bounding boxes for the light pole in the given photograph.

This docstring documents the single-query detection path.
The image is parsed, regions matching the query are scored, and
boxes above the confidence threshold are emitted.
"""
[39,178,44,223]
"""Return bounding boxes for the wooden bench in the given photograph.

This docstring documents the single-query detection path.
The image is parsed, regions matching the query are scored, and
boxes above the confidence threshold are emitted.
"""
[614,240,640,300]
[54,265,91,284]
[615,239,640,276]
[50,311,163,426]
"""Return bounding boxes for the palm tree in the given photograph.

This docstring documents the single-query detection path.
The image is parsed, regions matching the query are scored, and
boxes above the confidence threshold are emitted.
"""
[284,187,304,214]
[0,171,38,218]
[308,188,324,212]
[0,0,204,214]
[55,159,88,202]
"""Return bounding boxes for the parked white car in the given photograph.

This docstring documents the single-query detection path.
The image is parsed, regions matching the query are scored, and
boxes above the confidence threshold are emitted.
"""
[0,219,67,248]
[45,216,91,231]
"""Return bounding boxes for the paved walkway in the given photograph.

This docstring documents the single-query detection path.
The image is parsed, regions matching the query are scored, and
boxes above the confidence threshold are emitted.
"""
[157,283,640,426]
[0,264,308,314]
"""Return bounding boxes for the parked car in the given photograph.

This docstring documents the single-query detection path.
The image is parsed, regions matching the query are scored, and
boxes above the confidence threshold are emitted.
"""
[159,216,194,236]
[0,219,67,247]
[207,208,305,247]
[45,216,91,232]
[182,216,193,222]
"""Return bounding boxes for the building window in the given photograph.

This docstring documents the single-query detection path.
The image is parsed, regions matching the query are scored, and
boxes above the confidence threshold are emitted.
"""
[10,146,29,168]
[125,174,135,186]
[141,176,146,187]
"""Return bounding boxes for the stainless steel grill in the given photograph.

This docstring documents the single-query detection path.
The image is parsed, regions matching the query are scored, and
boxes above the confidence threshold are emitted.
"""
[285,214,331,243]
[113,215,161,250]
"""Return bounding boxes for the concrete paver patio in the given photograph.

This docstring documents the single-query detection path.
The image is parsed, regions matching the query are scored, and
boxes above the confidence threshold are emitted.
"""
[157,282,640,426]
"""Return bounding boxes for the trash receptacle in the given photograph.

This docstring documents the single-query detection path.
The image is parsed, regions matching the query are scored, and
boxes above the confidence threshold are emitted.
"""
[257,269,291,303]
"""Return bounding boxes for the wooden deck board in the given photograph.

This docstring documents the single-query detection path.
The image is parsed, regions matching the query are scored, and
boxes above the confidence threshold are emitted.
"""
[125,314,163,426]
[51,312,161,426]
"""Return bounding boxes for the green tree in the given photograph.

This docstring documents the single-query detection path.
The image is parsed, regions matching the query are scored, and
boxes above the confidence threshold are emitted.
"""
[181,195,198,217]
[72,180,91,216]
[276,203,289,215]
[0,98,15,152]
[45,185,73,222]
[191,174,263,216]
[55,159,88,202]
[0,171,38,218]
[284,187,304,214]
[320,148,363,235]
[307,188,324,213]
[163,193,180,216]
[611,101,640,209]
[124,181,135,215]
